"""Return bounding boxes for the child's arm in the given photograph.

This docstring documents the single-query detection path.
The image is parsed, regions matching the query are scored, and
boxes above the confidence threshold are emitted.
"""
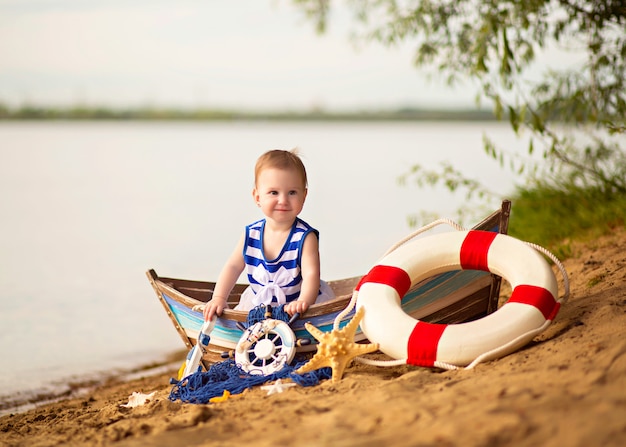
[285,232,321,316]
[203,234,246,321]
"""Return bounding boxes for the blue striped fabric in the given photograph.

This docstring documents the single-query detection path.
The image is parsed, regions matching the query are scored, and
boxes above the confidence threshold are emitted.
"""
[243,218,319,303]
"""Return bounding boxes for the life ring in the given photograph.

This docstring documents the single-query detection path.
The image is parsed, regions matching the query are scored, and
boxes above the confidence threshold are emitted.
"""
[356,230,561,368]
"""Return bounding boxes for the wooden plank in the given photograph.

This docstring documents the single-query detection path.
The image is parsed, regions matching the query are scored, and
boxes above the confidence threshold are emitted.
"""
[487,199,511,314]
[146,269,195,350]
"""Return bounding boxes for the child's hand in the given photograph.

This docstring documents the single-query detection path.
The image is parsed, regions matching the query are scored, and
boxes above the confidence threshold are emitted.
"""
[284,300,310,316]
[203,297,227,321]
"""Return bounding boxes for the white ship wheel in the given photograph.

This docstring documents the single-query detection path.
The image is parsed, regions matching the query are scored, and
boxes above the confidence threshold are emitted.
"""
[235,319,297,375]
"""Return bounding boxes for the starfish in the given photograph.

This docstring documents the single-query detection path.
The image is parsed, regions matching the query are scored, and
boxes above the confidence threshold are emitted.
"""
[295,307,379,382]
[260,379,297,395]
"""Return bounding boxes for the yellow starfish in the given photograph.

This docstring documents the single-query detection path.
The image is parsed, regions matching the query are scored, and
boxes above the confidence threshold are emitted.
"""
[295,307,379,382]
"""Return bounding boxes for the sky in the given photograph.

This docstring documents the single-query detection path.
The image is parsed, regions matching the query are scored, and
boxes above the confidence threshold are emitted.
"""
[0,0,485,111]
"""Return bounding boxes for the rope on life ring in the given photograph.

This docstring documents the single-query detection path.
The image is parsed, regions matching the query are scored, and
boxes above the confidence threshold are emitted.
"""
[337,220,569,370]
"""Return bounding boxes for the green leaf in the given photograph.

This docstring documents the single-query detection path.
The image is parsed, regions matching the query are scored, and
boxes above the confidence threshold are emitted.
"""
[508,106,519,132]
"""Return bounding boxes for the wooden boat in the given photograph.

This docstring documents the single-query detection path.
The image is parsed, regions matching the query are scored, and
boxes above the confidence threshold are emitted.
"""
[147,200,511,367]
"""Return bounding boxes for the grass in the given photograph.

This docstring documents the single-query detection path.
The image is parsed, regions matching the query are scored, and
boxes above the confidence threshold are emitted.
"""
[506,184,626,259]
[587,273,607,288]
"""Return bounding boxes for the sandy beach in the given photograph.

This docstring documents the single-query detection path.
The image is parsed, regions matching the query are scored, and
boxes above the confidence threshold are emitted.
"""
[2,228,625,447]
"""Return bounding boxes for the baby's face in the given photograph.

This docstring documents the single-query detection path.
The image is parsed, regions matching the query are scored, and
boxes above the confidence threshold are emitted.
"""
[253,167,307,225]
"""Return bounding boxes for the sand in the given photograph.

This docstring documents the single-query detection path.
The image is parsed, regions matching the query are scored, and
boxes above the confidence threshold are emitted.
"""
[1,228,625,447]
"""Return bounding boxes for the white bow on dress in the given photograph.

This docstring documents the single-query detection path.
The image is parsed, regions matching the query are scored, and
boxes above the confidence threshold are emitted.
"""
[250,265,294,307]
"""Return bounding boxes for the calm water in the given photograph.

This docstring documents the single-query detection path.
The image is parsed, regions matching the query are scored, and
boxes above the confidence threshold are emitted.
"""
[0,120,526,409]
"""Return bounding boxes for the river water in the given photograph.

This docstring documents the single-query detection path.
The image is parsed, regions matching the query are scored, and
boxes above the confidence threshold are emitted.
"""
[0,120,527,410]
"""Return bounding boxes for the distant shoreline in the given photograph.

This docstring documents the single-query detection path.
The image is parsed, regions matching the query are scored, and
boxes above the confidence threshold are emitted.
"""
[0,105,497,122]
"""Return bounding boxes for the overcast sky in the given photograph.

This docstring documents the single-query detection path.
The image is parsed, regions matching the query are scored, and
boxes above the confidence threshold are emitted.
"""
[0,0,489,111]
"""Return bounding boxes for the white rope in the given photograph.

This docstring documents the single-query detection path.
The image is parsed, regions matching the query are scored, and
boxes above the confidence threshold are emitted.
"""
[433,361,460,371]
[192,304,205,313]
[380,220,571,305]
[525,241,570,304]
[459,242,570,370]
[332,218,573,371]
[333,290,359,331]
[380,218,467,259]
[464,319,552,369]
[354,357,408,367]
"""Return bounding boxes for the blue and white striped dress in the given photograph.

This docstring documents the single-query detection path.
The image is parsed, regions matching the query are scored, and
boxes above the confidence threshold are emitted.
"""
[234,218,335,311]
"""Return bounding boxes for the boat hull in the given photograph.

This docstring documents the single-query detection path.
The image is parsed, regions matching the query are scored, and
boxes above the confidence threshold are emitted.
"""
[147,201,511,366]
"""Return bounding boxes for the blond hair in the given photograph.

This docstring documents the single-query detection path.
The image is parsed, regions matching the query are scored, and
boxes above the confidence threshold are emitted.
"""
[254,149,308,188]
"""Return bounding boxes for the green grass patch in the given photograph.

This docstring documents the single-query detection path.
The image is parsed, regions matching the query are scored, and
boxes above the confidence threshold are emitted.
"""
[587,273,607,288]
[506,184,626,258]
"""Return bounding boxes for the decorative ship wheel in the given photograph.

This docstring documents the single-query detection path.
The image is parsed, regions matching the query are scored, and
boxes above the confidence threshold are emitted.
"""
[235,318,297,375]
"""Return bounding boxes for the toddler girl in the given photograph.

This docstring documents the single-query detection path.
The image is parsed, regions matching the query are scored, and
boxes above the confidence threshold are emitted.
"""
[203,149,334,321]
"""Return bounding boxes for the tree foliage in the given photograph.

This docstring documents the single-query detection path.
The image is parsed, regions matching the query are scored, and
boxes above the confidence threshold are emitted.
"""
[294,0,626,223]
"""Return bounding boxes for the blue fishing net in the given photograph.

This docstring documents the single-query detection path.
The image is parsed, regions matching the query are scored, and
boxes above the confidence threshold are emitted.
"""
[246,304,291,325]
[169,304,331,404]
[168,359,331,404]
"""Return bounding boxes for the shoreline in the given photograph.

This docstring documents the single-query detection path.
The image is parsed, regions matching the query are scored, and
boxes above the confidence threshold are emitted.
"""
[0,349,186,417]
[0,106,497,122]
[2,229,625,447]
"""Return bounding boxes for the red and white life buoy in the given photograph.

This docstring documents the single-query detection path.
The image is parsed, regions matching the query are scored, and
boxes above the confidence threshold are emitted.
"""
[356,230,561,369]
